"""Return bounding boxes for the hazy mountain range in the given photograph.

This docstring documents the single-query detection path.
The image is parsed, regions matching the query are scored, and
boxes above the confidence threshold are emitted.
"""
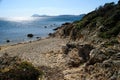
[31,14,85,17]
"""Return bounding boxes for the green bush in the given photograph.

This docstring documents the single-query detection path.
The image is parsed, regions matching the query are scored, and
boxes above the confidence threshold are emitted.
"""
[99,21,120,38]
[0,61,43,80]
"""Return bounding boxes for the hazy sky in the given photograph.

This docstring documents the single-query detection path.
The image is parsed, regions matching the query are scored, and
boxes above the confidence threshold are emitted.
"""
[0,0,118,17]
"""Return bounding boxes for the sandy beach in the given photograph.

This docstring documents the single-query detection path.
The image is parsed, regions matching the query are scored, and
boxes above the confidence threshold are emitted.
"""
[0,37,69,67]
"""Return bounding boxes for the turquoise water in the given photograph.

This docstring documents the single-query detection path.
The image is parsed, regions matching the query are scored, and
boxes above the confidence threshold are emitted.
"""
[0,16,82,45]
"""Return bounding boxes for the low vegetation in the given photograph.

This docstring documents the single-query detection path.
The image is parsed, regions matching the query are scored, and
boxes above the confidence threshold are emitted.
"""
[0,53,43,80]
[83,2,119,38]
[53,1,120,41]
[74,1,120,39]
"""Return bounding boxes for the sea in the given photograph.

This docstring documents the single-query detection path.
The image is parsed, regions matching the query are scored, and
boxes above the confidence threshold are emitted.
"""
[0,15,83,45]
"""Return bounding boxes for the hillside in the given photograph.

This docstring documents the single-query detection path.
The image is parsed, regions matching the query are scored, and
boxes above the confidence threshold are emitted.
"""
[52,1,120,45]
[50,1,120,80]
[53,1,120,40]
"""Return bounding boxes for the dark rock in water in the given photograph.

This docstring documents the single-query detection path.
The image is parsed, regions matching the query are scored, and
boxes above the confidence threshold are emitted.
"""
[36,37,41,39]
[44,26,47,28]
[6,40,10,43]
[48,33,53,36]
[62,22,71,26]
[27,34,34,38]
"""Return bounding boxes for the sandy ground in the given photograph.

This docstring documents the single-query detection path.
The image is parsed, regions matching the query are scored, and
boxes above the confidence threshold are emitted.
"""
[0,37,69,67]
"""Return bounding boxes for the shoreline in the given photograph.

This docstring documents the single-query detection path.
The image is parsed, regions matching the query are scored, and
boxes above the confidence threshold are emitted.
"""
[0,36,49,49]
[0,37,69,80]
[0,37,68,67]
[0,36,47,46]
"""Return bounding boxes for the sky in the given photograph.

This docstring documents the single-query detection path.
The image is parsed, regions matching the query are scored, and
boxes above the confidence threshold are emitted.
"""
[0,0,118,17]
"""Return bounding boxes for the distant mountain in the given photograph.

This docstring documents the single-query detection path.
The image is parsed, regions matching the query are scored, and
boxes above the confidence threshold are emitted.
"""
[31,14,85,18]
[58,14,85,17]
[31,14,85,22]
[31,14,51,17]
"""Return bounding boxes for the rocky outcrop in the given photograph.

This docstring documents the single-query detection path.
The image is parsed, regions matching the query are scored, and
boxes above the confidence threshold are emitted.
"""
[62,43,94,67]
[51,23,74,38]
[86,49,108,65]
[62,45,120,80]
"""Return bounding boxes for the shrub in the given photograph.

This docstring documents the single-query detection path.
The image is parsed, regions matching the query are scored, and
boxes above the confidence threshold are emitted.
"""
[99,21,120,38]
[0,55,43,80]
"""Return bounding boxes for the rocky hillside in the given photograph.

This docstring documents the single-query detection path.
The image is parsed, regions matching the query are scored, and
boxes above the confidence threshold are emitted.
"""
[53,1,120,41]
[51,1,120,80]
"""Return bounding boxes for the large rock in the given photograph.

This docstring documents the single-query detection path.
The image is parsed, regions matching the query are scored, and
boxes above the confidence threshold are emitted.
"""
[77,44,94,62]
[27,34,34,38]
[86,49,107,65]
[66,48,81,67]
[62,43,94,67]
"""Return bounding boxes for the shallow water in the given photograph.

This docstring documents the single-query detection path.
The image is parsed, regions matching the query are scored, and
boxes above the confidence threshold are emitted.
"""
[0,16,80,45]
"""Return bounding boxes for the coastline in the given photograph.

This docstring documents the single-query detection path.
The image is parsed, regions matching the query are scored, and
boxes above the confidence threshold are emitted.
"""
[0,36,70,80]
[0,36,48,50]
[0,37,68,66]
[0,37,43,50]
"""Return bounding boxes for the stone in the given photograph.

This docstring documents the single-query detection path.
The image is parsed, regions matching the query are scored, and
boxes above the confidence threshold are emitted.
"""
[77,44,94,62]
[6,40,10,43]
[63,43,94,67]
[62,46,69,54]
[86,49,107,65]
[27,34,34,38]
[111,52,120,60]
[66,48,81,67]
